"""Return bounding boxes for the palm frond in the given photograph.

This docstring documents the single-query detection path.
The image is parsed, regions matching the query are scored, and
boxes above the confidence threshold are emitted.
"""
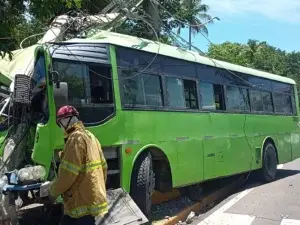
[177,26,181,35]
[197,4,209,13]
[198,13,212,22]
[198,25,208,36]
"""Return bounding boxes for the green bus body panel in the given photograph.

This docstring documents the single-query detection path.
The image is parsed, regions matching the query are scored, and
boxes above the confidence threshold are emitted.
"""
[31,46,59,176]
[27,45,300,193]
[0,41,296,195]
[107,111,300,189]
[0,130,8,156]
[292,86,300,160]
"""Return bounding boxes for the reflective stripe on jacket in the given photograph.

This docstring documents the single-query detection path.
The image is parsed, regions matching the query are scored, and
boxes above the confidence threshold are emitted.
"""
[50,121,108,218]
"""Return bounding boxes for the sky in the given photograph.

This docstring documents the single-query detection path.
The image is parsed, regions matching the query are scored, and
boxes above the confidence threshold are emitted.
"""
[180,0,300,53]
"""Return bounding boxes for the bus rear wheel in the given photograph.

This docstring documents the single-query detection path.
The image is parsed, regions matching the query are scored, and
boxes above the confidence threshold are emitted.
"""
[130,151,155,219]
[260,143,277,182]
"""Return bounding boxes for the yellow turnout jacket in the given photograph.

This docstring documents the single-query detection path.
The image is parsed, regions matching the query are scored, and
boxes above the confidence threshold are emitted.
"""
[50,121,108,218]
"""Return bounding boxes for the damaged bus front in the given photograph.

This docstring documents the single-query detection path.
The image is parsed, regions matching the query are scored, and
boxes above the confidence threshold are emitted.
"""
[0,43,122,222]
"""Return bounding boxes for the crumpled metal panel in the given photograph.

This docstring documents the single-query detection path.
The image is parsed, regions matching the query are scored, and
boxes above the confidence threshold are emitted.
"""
[97,188,149,225]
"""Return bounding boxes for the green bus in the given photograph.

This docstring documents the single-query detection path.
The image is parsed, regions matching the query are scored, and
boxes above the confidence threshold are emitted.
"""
[1,30,300,218]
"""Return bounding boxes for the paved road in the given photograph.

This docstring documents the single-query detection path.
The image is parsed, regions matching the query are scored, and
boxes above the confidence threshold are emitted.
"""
[193,159,300,225]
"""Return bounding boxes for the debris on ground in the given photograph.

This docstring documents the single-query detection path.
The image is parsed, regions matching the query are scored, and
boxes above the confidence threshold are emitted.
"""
[185,211,196,224]
[151,196,195,222]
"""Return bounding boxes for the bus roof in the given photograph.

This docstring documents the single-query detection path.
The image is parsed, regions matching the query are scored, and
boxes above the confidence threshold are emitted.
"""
[66,30,296,85]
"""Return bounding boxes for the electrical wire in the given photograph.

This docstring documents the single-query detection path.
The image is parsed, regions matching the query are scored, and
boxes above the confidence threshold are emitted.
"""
[147,0,295,180]
[152,0,214,28]
[50,4,162,81]
[17,13,81,80]
[2,0,289,193]
[0,11,84,225]
[0,37,16,40]
[115,2,255,182]
[149,1,296,97]
[0,11,78,171]
[20,32,45,49]
[23,11,76,44]
[151,2,254,180]
[0,124,31,173]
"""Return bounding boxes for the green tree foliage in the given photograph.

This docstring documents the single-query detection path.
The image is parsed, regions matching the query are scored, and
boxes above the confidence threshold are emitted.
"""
[208,40,300,92]
[285,52,300,90]
[13,20,45,49]
[27,0,108,24]
[0,0,27,59]
[175,0,212,36]
[116,0,213,43]
[207,42,250,66]
[1,0,214,56]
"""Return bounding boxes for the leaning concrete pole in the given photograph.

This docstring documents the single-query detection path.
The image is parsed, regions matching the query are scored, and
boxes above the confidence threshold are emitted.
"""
[143,0,161,36]
[0,1,145,224]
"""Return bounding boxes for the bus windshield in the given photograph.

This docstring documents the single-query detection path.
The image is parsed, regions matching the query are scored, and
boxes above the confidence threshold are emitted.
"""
[32,55,46,87]
[52,59,114,125]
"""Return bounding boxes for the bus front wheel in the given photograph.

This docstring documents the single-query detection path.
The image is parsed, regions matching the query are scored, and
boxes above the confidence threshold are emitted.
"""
[260,143,277,182]
[130,151,155,219]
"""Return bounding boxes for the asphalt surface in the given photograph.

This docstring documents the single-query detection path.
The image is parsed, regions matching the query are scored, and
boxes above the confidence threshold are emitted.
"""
[192,159,300,225]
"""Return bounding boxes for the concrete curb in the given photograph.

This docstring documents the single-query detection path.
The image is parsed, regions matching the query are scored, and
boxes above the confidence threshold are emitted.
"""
[154,177,246,225]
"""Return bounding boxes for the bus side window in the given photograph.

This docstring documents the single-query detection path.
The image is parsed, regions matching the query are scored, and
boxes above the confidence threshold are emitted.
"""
[200,82,226,111]
[200,82,215,110]
[183,80,198,109]
[213,84,226,111]
[250,90,264,112]
[166,77,185,108]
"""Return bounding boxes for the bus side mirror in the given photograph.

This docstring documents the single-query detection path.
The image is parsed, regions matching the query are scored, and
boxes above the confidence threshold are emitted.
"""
[54,82,68,108]
[50,71,60,88]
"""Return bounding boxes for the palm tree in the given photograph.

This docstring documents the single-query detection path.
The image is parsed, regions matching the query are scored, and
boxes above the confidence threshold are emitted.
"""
[245,39,265,67]
[247,40,264,61]
[175,0,217,49]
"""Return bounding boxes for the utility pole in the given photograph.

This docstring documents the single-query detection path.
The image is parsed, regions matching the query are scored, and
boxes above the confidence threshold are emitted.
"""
[188,16,220,50]
[144,0,161,37]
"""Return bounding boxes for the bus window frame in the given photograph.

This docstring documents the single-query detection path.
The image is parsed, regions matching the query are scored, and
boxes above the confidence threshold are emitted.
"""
[272,92,294,116]
[164,74,199,111]
[225,85,251,114]
[52,58,117,126]
[116,46,298,117]
[119,69,165,110]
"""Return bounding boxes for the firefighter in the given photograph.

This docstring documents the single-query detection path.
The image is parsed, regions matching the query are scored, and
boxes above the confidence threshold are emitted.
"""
[49,105,108,225]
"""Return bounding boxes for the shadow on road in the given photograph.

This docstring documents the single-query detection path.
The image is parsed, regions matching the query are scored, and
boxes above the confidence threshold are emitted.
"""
[188,168,300,220]
[19,168,300,225]
[244,168,300,190]
[274,169,300,181]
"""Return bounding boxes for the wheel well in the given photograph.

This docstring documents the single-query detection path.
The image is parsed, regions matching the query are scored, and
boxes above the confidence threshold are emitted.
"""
[264,137,279,164]
[135,147,173,193]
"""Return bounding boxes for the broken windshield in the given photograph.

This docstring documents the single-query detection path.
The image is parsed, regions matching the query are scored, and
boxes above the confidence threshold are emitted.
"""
[32,55,46,87]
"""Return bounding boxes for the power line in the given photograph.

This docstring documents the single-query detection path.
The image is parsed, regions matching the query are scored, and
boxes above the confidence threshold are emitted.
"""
[147,0,300,180]
[147,1,297,95]
[153,0,215,28]
[0,37,16,40]
[49,1,161,81]
[15,1,297,96]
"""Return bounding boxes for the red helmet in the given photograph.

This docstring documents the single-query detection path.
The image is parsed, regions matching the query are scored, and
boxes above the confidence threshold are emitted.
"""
[56,105,79,123]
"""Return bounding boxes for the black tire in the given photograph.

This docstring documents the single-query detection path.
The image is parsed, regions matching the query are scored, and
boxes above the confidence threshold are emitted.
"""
[186,184,203,202]
[130,151,155,219]
[260,142,278,182]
